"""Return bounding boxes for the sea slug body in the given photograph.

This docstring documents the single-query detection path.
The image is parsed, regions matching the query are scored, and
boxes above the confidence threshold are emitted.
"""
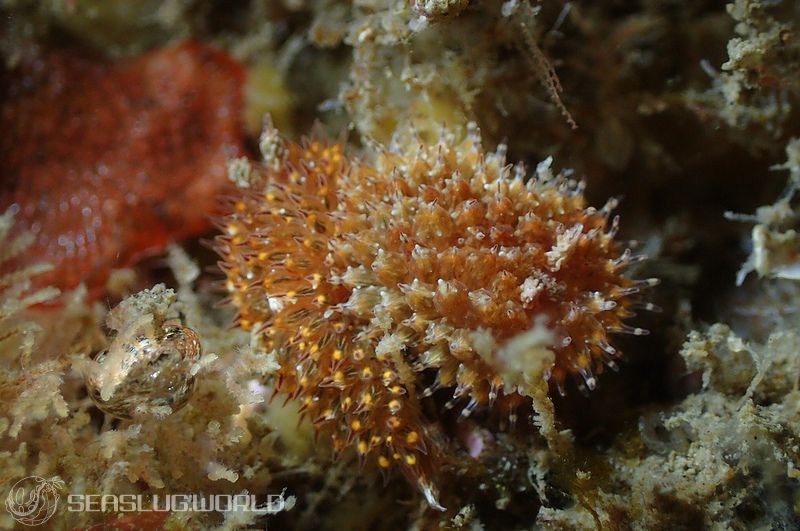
[215,123,655,509]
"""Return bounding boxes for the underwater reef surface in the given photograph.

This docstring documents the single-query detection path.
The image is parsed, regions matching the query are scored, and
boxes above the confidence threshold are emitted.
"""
[0,0,799,530]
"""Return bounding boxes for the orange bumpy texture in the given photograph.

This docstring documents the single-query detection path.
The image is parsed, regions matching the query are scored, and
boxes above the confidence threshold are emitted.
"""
[0,41,245,299]
[215,125,652,509]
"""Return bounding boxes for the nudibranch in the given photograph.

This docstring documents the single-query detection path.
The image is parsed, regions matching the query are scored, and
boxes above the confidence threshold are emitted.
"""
[214,123,655,509]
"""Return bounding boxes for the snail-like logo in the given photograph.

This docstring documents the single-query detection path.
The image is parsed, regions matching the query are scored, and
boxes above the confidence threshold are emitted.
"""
[5,476,64,526]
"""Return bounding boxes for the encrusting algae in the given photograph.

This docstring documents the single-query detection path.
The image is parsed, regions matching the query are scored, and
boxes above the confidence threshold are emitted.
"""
[214,123,656,509]
[0,41,246,300]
